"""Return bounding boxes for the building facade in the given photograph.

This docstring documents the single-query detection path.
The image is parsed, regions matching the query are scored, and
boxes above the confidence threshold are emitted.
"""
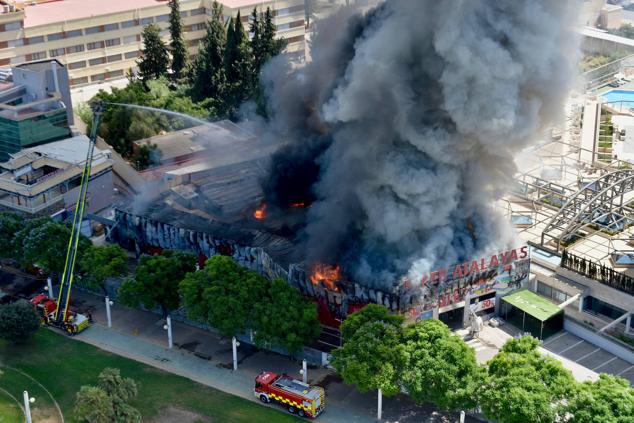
[0,0,306,87]
[0,59,73,161]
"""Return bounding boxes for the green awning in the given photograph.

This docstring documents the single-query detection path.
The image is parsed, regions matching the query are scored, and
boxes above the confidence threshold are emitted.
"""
[502,289,562,321]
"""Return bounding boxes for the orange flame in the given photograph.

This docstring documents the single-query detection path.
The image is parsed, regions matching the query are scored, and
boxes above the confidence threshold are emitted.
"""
[254,203,267,220]
[289,202,307,208]
[310,263,341,291]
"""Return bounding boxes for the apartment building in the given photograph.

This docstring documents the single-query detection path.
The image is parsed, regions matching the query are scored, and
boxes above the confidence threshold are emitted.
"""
[0,0,306,87]
[0,59,73,161]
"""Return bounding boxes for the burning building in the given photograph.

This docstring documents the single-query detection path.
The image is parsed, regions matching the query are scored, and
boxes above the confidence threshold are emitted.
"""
[112,0,578,328]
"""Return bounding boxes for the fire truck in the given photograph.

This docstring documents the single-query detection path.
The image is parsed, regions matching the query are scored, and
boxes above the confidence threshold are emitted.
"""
[255,371,325,418]
[30,293,90,335]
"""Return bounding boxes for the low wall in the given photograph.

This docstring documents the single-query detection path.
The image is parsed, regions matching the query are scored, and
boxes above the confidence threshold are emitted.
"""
[564,318,634,364]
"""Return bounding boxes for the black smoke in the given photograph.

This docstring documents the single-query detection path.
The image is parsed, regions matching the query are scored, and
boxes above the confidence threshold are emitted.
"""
[261,0,579,290]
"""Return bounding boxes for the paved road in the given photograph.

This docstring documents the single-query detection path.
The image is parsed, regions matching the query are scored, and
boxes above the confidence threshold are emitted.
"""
[72,291,479,423]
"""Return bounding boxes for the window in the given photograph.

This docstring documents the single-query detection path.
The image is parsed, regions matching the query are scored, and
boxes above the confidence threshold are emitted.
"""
[105,38,121,47]
[140,17,153,26]
[70,76,88,86]
[190,8,205,16]
[47,32,64,41]
[124,50,140,59]
[122,34,138,44]
[85,26,101,34]
[25,35,44,45]
[65,44,85,54]
[537,281,569,304]
[583,296,626,320]
[187,39,201,47]
[104,23,119,31]
[155,14,169,23]
[4,21,21,31]
[180,11,189,18]
[121,20,137,29]
[68,60,86,70]
[87,41,104,50]
[277,23,290,31]
[89,57,106,66]
[107,54,122,63]
[65,29,83,38]
[190,23,205,31]
[49,48,65,58]
[91,73,106,82]
[8,39,23,48]
[29,51,47,60]
[108,69,124,78]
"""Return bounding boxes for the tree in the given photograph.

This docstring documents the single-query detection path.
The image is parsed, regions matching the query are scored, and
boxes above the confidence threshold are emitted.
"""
[179,256,267,337]
[74,386,115,423]
[252,278,321,353]
[131,142,162,170]
[340,303,403,341]
[78,245,128,294]
[22,221,91,277]
[261,7,286,61]
[74,368,140,423]
[223,12,252,116]
[481,337,576,423]
[564,373,634,423]
[0,300,41,344]
[138,23,170,82]
[190,1,226,103]
[331,320,405,396]
[168,0,189,80]
[401,319,485,410]
[0,211,24,259]
[118,250,196,316]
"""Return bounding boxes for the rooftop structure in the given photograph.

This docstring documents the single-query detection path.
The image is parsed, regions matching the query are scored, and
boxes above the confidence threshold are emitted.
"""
[0,134,113,215]
[0,0,306,87]
[0,59,73,161]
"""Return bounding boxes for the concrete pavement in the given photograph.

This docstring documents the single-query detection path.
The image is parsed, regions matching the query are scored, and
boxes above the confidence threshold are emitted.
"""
[71,291,477,423]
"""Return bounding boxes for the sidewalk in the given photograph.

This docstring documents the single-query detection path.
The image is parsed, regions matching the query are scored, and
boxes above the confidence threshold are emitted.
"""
[72,291,476,423]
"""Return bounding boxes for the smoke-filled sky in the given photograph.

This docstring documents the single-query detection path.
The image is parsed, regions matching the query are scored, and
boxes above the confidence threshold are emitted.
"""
[260,0,579,290]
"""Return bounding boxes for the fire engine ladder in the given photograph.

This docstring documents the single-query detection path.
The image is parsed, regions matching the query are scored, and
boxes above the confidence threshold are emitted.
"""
[53,102,104,323]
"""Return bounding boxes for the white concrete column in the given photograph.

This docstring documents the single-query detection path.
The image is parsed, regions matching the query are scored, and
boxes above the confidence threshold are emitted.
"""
[105,296,113,328]
[626,313,632,334]
[232,337,239,371]
[46,277,54,299]
[301,359,308,383]
[377,389,382,421]
[578,296,584,313]
[163,316,173,349]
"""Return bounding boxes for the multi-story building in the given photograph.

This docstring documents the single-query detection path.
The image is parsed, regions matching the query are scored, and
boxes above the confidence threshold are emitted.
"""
[0,59,73,161]
[0,0,306,88]
[0,134,114,215]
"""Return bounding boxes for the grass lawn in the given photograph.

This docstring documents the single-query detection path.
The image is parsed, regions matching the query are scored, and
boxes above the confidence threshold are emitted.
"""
[0,394,22,423]
[0,330,297,422]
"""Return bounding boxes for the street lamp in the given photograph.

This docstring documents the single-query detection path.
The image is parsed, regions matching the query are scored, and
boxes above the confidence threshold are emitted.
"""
[300,359,308,383]
[23,391,35,423]
[105,296,114,328]
[45,277,54,298]
[232,337,240,370]
[163,316,173,349]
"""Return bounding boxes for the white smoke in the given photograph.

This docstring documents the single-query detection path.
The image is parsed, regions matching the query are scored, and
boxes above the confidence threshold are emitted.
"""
[262,0,580,290]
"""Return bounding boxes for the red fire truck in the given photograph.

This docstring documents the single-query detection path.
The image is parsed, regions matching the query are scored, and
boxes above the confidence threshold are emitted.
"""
[30,294,90,335]
[255,371,325,418]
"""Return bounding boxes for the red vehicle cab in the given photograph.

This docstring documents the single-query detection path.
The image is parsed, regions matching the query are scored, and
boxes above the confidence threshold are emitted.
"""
[255,371,325,418]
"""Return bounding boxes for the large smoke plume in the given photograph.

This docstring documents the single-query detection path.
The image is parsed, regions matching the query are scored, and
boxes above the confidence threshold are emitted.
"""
[261,0,579,290]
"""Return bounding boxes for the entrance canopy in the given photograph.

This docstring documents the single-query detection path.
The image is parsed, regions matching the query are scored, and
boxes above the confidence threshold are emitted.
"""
[502,289,562,321]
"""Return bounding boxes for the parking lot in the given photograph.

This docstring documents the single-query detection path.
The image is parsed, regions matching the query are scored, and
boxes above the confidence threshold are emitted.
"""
[542,331,634,385]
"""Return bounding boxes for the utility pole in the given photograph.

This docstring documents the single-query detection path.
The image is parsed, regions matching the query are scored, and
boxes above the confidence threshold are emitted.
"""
[301,359,308,383]
[232,336,240,370]
[46,277,54,299]
[377,388,382,421]
[23,391,34,423]
[163,315,173,349]
[105,296,113,327]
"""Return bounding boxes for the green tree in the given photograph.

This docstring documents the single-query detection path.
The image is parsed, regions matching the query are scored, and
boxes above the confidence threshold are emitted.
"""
[340,303,403,341]
[252,278,320,353]
[564,373,634,423]
[191,1,226,103]
[261,7,286,60]
[0,300,41,344]
[0,211,24,259]
[223,12,252,116]
[131,142,162,170]
[401,319,484,410]
[138,23,170,82]
[22,221,91,277]
[331,320,405,396]
[179,256,267,337]
[13,217,50,258]
[78,245,128,294]
[481,336,576,423]
[74,386,115,423]
[118,250,196,316]
[168,0,189,80]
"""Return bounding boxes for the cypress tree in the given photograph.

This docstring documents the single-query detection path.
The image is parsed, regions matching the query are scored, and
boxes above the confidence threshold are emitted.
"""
[250,8,264,77]
[223,12,252,117]
[190,1,226,103]
[262,7,286,59]
[138,23,170,83]
[168,0,189,81]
